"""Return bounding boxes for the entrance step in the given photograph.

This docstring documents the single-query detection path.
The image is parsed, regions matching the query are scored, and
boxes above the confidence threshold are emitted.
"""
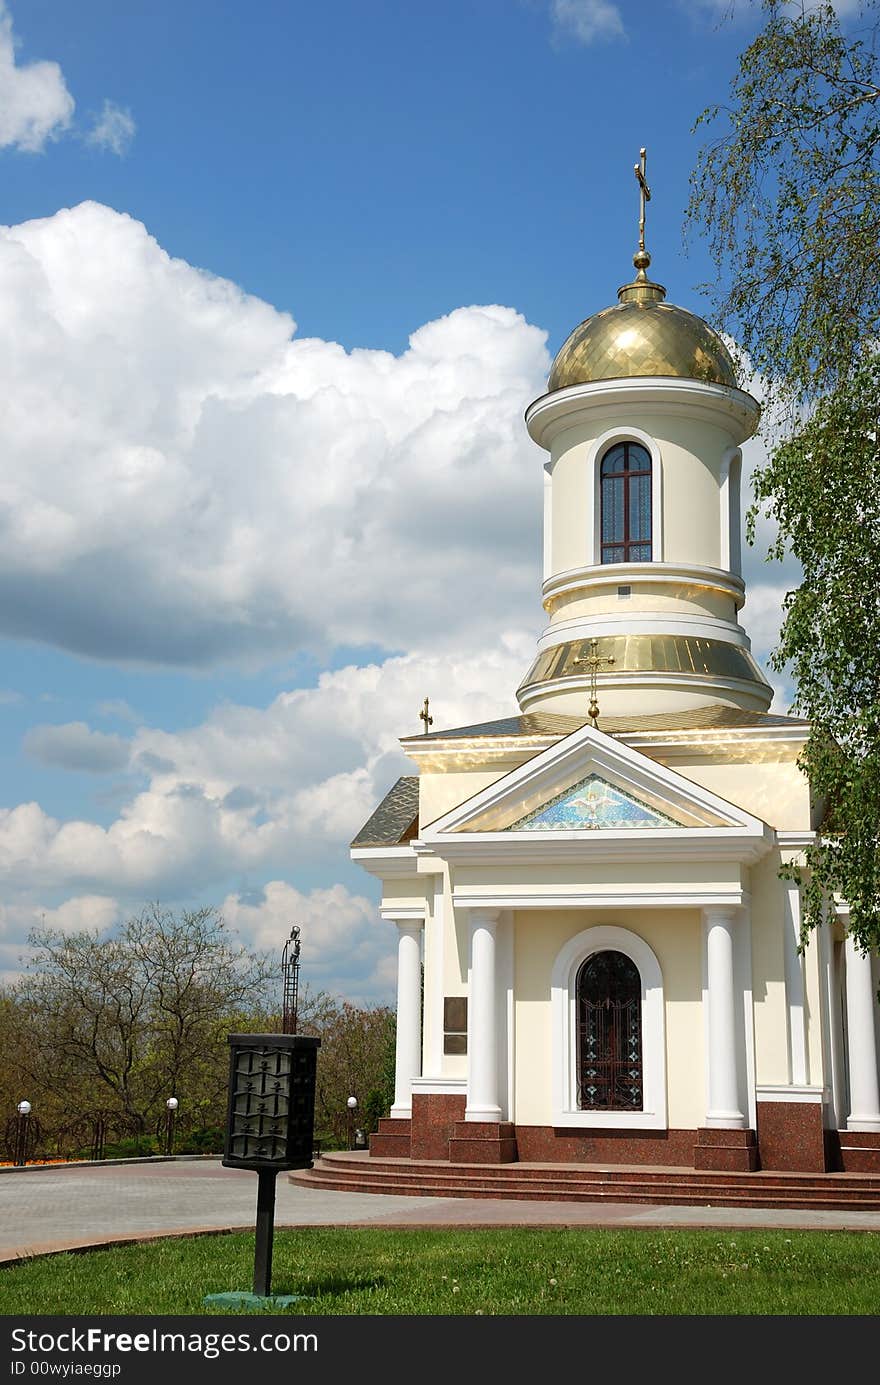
[448,1120,518,1164]
[288,1150,880,1211]
[694,1127,758,1173]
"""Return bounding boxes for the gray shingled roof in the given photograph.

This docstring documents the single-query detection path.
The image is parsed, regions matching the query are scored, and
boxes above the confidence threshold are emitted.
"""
[350,776,419,848]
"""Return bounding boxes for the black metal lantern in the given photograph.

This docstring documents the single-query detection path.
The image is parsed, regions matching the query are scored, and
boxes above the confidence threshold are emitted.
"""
[222,1034,319,1172]
[218,1032,320,1301]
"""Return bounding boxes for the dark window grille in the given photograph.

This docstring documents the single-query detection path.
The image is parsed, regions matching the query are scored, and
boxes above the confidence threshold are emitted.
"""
[600,441,652,563]
[576,950,643,1110]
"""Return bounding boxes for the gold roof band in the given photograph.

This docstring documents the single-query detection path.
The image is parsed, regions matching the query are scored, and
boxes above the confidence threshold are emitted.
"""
[518,635,770,694]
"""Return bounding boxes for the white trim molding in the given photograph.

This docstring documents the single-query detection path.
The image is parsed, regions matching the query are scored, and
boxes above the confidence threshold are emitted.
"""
[551,924,667,1130]
[525,377,761,451]
[541,560,746,613]
[411,1076,466,1097]
[756,1085,827,1105]
[536,610,752,652]
[351,846,419,878]
[719,446,743,577]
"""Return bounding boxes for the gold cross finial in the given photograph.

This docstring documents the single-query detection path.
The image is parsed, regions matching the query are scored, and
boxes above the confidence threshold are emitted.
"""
[573,638,615,728]
[419,697,433,735]
[634,147,650,257]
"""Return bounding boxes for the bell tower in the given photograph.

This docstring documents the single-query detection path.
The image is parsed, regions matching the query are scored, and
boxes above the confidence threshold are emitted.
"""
[519,151,770,719]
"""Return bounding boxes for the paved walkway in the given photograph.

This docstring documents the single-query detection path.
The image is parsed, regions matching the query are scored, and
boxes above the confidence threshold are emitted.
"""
[2,1157,880,1261]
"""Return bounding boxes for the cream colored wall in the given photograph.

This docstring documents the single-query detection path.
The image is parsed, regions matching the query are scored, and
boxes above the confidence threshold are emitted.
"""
[419,867,469,1081]
[749,853,791,1086]
[653,756,811,832]
[804,926,825,1087]
[548,409,738,577]
[662,427,727,568]
[513,907,705,1129]
[419,767,520,829]
[442,887,468,1079]
[452,858,745,898]
[549,438,590,575]
[379,877,428,912]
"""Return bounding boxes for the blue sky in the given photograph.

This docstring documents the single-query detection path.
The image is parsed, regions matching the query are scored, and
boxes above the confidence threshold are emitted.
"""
[0,0,809,1002]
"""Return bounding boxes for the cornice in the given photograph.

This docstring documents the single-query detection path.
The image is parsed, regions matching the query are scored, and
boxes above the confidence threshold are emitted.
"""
[413,826,771,866]
[525,376,760,450]
[542,560,746,610]
[350,845,420,879]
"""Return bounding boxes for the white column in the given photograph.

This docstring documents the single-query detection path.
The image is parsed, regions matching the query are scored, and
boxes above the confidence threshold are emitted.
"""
[783,882,808,1085]
[844,933,880,1131]
[465,908,502,1123]
[389,917,423,1120]
[703,906,746,1128]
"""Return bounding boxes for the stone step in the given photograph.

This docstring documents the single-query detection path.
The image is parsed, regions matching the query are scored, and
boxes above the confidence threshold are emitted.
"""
[330,1152,880,1193]
[295,1156,880,1207]
[289,1167,880,1210]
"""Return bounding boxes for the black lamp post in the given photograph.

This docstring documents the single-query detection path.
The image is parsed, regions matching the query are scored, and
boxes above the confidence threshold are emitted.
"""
[164,1097,178,1156]
[217,1033,320,1302]
[14,1101,31,1167]
[346,1095,358,1150]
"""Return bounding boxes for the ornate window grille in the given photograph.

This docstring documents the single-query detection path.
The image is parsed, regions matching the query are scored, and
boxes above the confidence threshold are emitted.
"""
[600,441,652,563]
[576,950,643,1110]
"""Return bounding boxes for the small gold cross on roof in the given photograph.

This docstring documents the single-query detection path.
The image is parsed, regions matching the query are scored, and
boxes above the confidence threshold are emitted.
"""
[419,697,433,734]
[573,638,615,728]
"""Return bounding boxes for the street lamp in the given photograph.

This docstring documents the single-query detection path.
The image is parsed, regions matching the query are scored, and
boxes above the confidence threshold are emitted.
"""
[14,1101,31,1167]
[164,1097,179,1156]
[346,1095,358,1150]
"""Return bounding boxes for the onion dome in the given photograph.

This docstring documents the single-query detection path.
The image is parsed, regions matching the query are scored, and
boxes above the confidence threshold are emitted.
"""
[548,251,738,392]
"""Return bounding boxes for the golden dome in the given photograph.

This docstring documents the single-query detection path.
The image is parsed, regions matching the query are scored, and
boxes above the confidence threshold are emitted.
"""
[548,271,738,392]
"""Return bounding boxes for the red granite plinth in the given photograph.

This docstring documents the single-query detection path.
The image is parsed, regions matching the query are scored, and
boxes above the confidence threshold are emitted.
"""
[836,1130,880,1173]
[756,1101,828,1172]
[369,1117,411,1159]
[410,1092,467,1160]
[448,1121,519,1164]
[515,1125,697,1166]
[694,1127,758,1172]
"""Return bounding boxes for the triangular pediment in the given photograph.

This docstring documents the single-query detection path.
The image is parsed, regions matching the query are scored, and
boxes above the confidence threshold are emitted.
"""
[421,721,769,841]
[508,774,678,831]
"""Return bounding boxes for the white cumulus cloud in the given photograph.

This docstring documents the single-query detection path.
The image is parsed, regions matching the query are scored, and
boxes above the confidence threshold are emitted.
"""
[221,881,397,1004]
[0,1,74,152]
[550,0,625,44]
[0,202,549,672]
[86,99,136,156]
[0,639,533,902]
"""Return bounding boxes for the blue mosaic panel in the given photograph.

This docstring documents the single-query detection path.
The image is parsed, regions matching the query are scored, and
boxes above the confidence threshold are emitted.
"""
[507,774,678,831]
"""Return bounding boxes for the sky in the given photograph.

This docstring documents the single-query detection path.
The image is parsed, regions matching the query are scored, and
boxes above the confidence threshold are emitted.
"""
[0,0,837,1004]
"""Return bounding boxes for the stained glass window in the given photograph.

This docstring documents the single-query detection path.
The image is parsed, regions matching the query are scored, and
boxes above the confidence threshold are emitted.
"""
[506,774,678,831]
[577,951,642,1111]
[600,441,651,563]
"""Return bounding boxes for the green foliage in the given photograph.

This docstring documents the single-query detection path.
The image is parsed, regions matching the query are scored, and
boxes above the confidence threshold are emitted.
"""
[2,905,275,1147]
[295,989,396,1147]
[2,1228,879,1315]
[690,1,880,950]
[1,906,397,1159]
[689,0,880,400]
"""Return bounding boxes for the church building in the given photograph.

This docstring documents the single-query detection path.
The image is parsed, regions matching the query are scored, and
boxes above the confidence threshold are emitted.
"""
[350,157,880,1180]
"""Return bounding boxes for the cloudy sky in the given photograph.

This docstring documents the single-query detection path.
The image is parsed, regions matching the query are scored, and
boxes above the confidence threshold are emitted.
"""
[0,0,816,1002]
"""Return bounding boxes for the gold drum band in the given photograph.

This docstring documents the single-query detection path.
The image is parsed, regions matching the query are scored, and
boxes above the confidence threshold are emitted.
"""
[518,634,769,695]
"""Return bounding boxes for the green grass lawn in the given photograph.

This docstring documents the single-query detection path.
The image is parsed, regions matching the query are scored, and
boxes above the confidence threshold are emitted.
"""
[2,1227,879,1315]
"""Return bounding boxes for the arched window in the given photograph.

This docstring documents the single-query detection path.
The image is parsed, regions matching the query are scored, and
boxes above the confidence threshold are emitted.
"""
[600,441,652,563]
[576,950,643,1110]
